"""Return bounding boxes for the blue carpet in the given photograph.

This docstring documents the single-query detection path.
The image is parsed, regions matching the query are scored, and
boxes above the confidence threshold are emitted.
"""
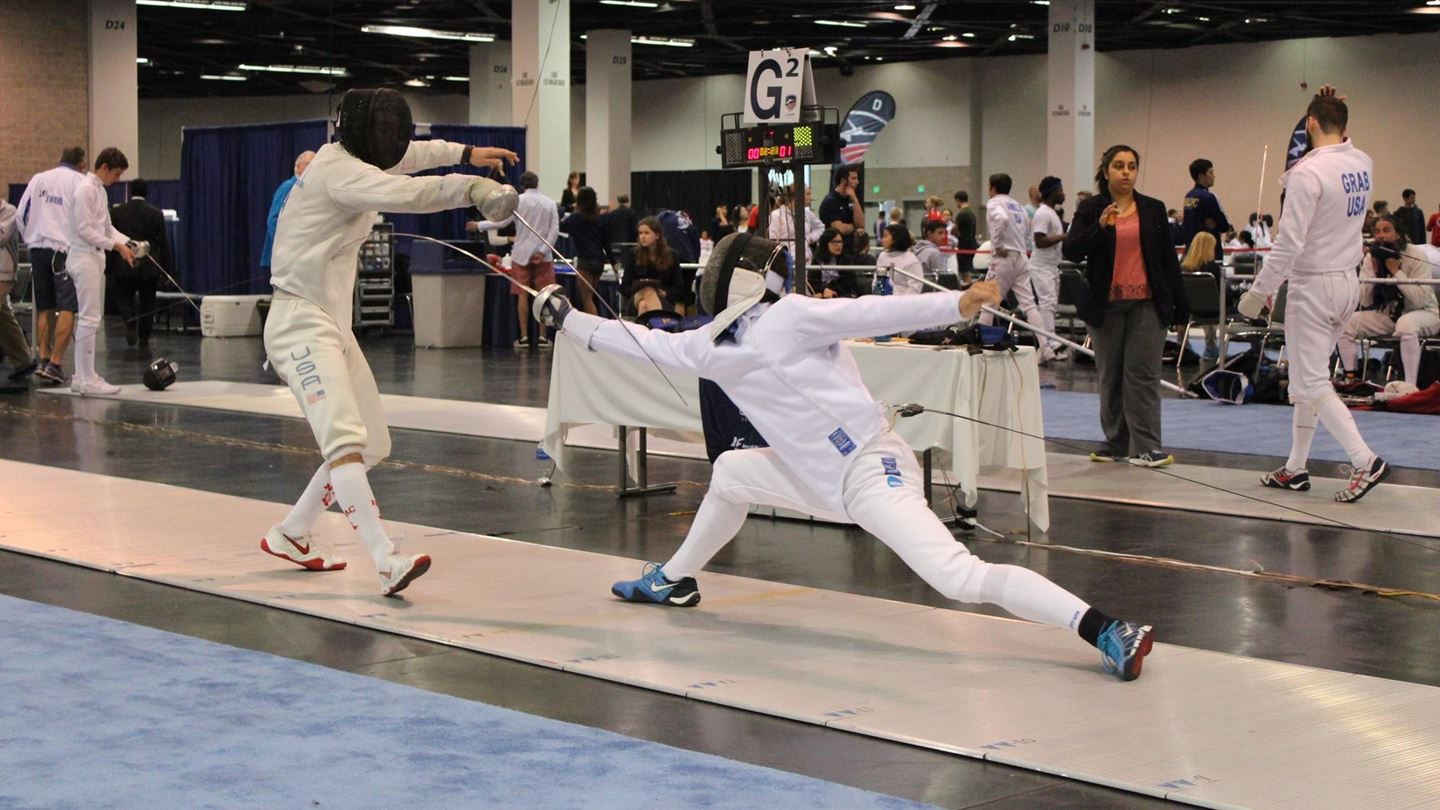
[0,594,930,809]
[1040,389,1440,470]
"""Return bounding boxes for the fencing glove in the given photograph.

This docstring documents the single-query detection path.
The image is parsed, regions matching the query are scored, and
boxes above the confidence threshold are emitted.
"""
[1237,289,1267,319]
[469,178,519,222]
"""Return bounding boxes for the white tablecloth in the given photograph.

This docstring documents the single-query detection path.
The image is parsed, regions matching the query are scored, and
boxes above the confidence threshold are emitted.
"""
[544,338,1049,530]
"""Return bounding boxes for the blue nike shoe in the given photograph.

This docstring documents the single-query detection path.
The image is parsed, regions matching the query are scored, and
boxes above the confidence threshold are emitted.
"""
[611,563,701,607]
[1097,620,1154,681]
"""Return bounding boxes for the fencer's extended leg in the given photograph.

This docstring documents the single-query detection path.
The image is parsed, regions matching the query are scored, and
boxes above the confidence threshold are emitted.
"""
[1286,402,1319,472]
[841,435,1153,680]
[260,462,348,571]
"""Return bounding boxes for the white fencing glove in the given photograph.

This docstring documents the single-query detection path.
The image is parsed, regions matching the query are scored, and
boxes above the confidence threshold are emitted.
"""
[1237,289,1267,319]
[468,178,519,222]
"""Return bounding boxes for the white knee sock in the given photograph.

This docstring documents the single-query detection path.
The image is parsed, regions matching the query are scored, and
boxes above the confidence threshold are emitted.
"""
[74,325,97,381]
[1335,335,1358,373]
[663,488,749,579]
[327,461,395,568]
[967,560,1090,630]
[1400,334,1421,385]
[1286,402,1319,472]
[280,463,333,536]
[1315,395,1376,469]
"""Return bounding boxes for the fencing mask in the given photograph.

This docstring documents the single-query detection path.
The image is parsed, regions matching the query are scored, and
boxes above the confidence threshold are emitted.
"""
[698,232,788,341]
[143,358,178,391]
[1200,368,1252,405]
[337,88,413,170]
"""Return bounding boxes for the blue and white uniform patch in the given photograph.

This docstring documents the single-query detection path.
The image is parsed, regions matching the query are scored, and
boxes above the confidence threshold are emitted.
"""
[828,427,856,456]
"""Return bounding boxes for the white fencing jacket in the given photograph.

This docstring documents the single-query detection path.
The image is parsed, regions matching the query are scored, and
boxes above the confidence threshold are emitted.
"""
[561,292,965,515]
[271,140,474,327]
[1252,141,1373,297]
[17,164,86,252]
[65,173,128,258]
[986,193,1032,254]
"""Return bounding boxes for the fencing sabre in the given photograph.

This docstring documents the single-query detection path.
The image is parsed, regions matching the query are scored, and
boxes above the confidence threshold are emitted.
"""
[507,209,691,408]
[883,264,1197,397]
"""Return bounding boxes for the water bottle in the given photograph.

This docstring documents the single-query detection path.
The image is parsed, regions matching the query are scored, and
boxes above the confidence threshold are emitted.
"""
[872,267,894,342]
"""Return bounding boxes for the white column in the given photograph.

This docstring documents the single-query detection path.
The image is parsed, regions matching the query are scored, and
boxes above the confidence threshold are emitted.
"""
[1046,0,1094,196]
[584,29,631,205]
[511,0,571,196]
[468,42,512,126]
[89,0,139,175]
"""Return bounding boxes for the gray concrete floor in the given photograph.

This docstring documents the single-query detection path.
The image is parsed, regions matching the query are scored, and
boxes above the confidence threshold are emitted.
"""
[2,322,1437,809]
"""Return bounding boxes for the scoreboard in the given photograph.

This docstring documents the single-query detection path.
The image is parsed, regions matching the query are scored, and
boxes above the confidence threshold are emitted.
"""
[720,120,838,169]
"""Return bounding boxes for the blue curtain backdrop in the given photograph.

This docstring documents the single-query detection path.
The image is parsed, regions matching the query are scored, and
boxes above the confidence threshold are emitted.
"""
[180,119,330,295]
[385,124,527,243]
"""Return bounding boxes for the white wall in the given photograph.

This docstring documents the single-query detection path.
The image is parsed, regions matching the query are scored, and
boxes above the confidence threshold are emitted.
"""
[138,30,1440,220]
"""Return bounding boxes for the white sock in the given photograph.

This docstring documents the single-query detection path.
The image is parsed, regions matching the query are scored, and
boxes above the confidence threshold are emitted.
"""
[279,463,333,537]
[978,563,1091,630]
[327,461,396,568]
[1315,395,1376,469]
[1286,402,1318,472]
[1400,334,1421,386]
[74,327,96,382]
[663,489,748,579]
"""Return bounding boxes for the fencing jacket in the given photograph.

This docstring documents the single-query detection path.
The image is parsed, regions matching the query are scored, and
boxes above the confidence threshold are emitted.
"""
[561,291,965,515]
[17,164,86,252]
[65,173,128,256]
[985,194,1031,254]
[270,140,473,327]
[1252,141,1372,298]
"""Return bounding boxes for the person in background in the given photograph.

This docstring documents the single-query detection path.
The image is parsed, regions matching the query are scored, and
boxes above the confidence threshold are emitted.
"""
[108,178,173,348]
[1335,215,1439,387]
[923,195,946,222]
[260,150,315,274]
[0,199,38,382]
[1396,189,1426,246]
[65,147,135,396]
[559,171,581,213]
[819,165,864,254]
[813,227,858,299]
[1167,208,1186,247]
[1180,231,1224,360]
[877,223,924,296]
[697,229,714,266]
[559,186,615,317]
[1427,200,1440,248]
[1063,144,1188,468]
[484,171,559,348]
[1364,200,1388,238]
[852,231,876,268]
[1024,176,1068,363]
[735,204,751,234]
[709,205,734,243]
[624,216,684,315]
[767,186,823,264]
[912,219,950,282]
[952,190,978,286]
[17,146,87,386]
[604,193,639,251]
[1182,158,1230,261]
[1024,185,1041,220]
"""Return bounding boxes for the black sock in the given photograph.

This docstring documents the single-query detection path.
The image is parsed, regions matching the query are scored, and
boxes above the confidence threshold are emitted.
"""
[1077,607,1117,648]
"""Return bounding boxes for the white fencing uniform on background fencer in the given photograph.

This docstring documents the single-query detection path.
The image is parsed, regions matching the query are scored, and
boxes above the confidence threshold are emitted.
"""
[64,172,129,393]
[979,192,1031,326]
[263,122,505,592]
[1336,242,1440,385]
[1246,139,1387,500]
[1022,202,1065,358]
[551,275,1156,680]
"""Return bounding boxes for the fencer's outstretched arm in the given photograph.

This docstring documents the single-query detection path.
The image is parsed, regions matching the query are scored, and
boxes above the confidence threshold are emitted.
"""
[560,310,712,375]
[330,158,477,215]
[383,139,465,176]
[1250,170,1320,298]
[787,289,977,348]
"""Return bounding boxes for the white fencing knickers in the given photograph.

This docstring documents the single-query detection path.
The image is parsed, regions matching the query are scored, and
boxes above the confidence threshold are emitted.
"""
[1020,260,1060,351]
[664,431,1089,630]
[1284,272,1360,405]
[979,252,1032,327]
[67,247,106,383]
[264,294,392,467]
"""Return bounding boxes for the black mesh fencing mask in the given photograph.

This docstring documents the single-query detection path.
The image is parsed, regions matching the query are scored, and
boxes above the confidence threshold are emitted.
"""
[337,88,413,170]
[143,358,178,391]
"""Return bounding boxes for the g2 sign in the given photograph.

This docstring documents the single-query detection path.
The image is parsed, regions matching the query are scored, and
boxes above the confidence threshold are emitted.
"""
[743,49,806,126]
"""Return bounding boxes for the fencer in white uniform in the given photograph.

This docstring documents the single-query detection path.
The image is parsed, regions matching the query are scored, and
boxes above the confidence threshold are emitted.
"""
[979,173,1032,327]
[261,88,518,595]
[1239,88,1389,502]
[63,148,134,396]
[535,232,1157,681]
[1020,177,1067,362]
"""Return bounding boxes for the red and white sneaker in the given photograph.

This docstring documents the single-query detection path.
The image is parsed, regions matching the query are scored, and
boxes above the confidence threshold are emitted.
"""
[379,553,432,597]
[260,526,348,571]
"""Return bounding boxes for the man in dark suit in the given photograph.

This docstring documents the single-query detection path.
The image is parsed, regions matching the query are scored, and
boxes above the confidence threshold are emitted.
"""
[107,179,172,347]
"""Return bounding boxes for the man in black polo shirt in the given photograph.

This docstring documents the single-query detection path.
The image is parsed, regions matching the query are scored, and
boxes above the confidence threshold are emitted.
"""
[819,165,865,254]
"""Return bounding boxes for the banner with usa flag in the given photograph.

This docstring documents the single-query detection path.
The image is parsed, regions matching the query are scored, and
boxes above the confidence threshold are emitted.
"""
[837,91,897,166]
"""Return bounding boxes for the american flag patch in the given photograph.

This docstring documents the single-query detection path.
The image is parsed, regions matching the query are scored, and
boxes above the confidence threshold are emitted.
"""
[306,390,326,405]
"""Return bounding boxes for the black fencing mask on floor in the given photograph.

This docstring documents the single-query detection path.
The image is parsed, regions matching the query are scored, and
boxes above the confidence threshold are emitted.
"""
[337,88,413,170]
[143,358,178,391]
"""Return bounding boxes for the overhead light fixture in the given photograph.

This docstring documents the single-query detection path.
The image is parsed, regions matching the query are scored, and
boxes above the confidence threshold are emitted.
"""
[962,32,976,38]
[894,3,916,9]
[1008,34,1018,41]
[403,78,429,87]
[239,63,348,76]
[1162,7,1181,13]
[136,0,245,10]
[816,19,867,28]
[136,57,150,64]
[200,73,247,81]
[1031,0,1050,5]
[442,75,469,82]
[361,24,494,43]
[600,0,659,6]
[1197,16,1211,21]
[823,45,839,55]
[942,34,957,41]
[631,35,694,47]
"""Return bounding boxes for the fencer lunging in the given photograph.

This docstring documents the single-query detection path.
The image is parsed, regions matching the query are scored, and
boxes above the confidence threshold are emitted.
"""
[537,233,1156,681]
[1239,87,1389,503]
[261,88,518,596]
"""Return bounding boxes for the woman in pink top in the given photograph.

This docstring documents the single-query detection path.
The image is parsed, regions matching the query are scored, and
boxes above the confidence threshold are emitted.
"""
[1062,144,1189,468]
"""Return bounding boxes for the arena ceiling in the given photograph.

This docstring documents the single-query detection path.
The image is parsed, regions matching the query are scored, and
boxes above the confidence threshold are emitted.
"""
[137,0,1440,98]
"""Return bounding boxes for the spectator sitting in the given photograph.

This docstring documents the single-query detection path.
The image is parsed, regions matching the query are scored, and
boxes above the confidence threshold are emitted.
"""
[852,230,877,267]
[624,215,685,316]
[877,223,924,296]
[913,219,950,281]
[1335,214,1440,386]
[813,227,859,299]
[1180,231,1224,360]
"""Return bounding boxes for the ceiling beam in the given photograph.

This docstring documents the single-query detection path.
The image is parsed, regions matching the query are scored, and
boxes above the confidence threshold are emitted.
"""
[903,2,938,40]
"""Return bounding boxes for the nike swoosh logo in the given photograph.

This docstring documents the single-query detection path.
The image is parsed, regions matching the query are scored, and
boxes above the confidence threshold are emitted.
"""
[648,580,676,593]
[283,533,311,555]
